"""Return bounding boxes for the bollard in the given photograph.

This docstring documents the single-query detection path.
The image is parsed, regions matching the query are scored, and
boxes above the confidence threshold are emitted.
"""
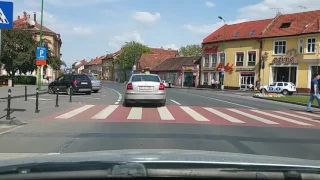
[35,88,39,113]
[25,86,27,101]
[55,87,59,107]
[69,87,72,102]
[6,89,11,120]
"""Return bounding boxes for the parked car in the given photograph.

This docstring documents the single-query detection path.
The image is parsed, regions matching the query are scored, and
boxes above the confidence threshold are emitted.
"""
[48,74,92,95]
[87,75,102,93]
[124,74,166,107]
[259,82,296,95]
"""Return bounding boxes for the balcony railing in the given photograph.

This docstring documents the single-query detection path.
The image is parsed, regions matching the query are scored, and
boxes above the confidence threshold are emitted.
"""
[204,63,209,67]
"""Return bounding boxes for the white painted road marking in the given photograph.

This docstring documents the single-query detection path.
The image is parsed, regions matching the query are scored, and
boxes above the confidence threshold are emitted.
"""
[105,87,122,104]
[204,107,245,123]
[55,105,94,119]
[170,99,181,105]
[180,106,209,121]
[228,109,278,124]
[127,107,142,119]
[274,111,320,124]
[92,105,119,119]
[157,106,175,120]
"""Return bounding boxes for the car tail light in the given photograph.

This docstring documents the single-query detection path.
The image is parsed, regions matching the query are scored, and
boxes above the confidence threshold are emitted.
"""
[72,80,77,85]
[159,83,165,90]
[127,83,133,90]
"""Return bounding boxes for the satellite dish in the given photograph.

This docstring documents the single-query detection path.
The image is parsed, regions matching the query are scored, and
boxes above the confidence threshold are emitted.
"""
[27,17,35,26]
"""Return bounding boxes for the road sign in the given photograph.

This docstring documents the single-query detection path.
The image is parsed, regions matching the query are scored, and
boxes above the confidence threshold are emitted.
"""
[0,1,13,29]
[36,47,47,65]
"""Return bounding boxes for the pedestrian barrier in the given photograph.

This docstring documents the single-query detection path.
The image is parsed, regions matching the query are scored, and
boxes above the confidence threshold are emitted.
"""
[6,89,11,120]
[35,88,39,113]
[55,87,59,107]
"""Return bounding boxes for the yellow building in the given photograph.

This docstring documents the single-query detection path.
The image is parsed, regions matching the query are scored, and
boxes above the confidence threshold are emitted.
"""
[201,19,273,89]
[260,10,320,93]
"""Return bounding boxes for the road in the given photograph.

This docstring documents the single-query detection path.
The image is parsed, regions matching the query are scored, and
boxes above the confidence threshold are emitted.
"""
[0,82,320,161]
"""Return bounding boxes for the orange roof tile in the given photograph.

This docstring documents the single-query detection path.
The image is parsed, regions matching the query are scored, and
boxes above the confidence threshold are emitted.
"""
[150,48,178,56]
[13,12,53,32]
[137,54,175,70]
[202,19,273,44]
[87,55,105,65]
[262,10,320,37]
[75,59,87,68]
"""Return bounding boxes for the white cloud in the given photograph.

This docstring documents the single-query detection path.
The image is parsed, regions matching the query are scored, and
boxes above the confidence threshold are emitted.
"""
[132,12,161,24]
[109,31,144,49]
[162,44,179,50]
[183,19,247,34]
[238,0,320,20]
[205,1,215,8]
[73,27,93,35]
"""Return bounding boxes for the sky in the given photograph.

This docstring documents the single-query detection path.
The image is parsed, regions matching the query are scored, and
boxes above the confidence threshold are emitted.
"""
[9,0,320,67]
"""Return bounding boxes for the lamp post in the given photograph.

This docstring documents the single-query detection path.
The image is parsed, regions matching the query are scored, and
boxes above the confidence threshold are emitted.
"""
[37,0,44,90]
[218,16,226,90]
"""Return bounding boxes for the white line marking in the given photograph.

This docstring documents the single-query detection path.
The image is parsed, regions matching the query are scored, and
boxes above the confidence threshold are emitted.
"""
[251,110,312,126]
[170,99,181,105]
[296,111,320,118]
[48,153,60,155]
[157,106,175,120]
[105,87,122,104]
[127,107,142,119]
[91,105,118,119]
[55,105,94,119]
[274,111,320,124]
[0,125,23,135]
[228,109,278,124]
[115,102,119,104]
[180,92,256,109]
[180,106,209,121]
[204,107,245,123]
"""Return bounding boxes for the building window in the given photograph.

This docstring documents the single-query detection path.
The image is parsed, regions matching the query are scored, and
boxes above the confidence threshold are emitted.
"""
[204,54,209,67]
[298,38,303,54]
[274,41,286,55]
[211,53,217,67]
[235,52,244,66]
[306,38,316,53]
[204,73,208,85]
[219,53,226,66]
[247,51,256,66]
[211,72,216,81]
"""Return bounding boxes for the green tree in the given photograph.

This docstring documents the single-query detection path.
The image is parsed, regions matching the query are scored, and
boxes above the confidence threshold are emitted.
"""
[178,44,202,56]
[0,28,38,76]
[117,41,151,80]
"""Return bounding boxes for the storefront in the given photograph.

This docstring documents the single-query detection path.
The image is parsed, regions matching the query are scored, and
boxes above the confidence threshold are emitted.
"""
[181,65,199,87]
[235,68,255,89]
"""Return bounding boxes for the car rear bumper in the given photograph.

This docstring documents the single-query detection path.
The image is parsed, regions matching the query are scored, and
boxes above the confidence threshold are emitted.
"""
[74,87,92,92]
[92,86,102,90]
[125,93,166,103]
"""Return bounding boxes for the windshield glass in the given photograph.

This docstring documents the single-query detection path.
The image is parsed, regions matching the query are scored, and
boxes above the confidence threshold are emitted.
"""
[131,75,160,82]
[2,3,320,176]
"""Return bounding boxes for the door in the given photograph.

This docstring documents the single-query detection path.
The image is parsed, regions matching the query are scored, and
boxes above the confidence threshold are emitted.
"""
[60,74,72,91]
[54,75,65,92]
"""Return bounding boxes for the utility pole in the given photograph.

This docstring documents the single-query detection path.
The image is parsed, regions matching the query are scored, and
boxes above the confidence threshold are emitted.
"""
[37,0,44,90]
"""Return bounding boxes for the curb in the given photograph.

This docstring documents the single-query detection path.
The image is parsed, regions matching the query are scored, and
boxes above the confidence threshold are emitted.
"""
[252,96,318,108]
[0,89,48,100]
[0,119,27,126]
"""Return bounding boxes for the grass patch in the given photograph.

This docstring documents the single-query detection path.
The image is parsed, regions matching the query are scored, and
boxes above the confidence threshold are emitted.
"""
[268,95,318,105]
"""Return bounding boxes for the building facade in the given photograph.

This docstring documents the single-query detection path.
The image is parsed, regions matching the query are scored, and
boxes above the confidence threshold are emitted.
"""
[260,10,320,93]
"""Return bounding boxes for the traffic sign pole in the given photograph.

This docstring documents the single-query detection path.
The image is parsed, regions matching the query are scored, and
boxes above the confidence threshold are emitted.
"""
[37,0,44,90]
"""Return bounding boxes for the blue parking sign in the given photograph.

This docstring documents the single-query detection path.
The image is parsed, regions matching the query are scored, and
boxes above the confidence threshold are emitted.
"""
[36,47,47,60]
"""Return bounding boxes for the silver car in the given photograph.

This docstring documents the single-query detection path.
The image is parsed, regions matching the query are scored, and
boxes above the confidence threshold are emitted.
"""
[88,76,102,93]
[124,74,166,106]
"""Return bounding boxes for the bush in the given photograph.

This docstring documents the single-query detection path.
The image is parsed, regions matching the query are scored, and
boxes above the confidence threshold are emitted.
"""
[0,76,37,85]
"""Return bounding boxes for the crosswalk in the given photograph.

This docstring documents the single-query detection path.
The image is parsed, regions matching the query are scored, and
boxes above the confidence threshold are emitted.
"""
[40,104,320,129]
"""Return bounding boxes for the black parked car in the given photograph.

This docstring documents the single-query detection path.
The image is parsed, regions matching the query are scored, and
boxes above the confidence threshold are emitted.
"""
[48,74,92,95]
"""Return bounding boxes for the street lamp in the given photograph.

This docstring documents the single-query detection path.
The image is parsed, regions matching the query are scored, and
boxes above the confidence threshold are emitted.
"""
[218,16,226,90]
[37,0,44,90]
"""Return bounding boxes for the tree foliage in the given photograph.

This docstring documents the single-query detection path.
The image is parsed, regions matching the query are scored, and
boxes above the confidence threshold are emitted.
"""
[117,41,151,79]
[0,28,38,76]
[43,39,66,70]
[178,44,202,56]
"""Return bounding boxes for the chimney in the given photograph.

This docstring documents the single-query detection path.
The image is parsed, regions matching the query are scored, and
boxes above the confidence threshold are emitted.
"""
[23,11,27,19]
[17,15,20,20]
[33,12,36,21]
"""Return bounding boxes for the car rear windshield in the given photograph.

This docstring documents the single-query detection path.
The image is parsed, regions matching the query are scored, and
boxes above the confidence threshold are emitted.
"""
[131,75,160,82]
[74,75,90,81]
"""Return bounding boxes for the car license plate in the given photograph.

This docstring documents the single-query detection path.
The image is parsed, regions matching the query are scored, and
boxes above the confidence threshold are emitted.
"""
[81,82,88,85]
[139,86,152,90]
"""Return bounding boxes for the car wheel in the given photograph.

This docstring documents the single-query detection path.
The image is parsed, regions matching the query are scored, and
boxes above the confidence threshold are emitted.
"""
[93,90,99,93]
[85,91,91,95]
[282,90,288,95]
[48,86,55,94]
[66,87,74,95]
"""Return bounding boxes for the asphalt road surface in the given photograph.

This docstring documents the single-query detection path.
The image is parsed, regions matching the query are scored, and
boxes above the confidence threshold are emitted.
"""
[0,81,320,161]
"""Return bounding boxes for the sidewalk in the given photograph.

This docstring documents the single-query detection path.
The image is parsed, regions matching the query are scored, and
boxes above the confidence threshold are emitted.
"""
[0,85,48,99]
